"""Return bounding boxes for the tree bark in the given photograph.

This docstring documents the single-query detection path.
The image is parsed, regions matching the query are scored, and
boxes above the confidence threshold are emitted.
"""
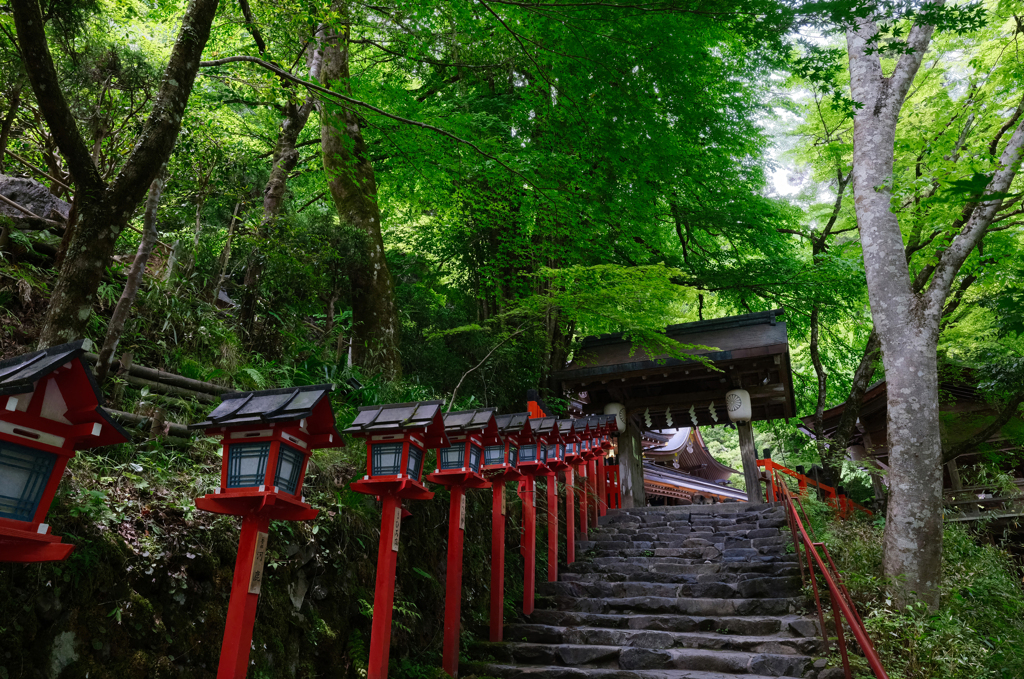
[846,11,1024,608]
[0,83,23,174]
[12,0,221,348]
[95,170,167,383]
[617,419,646,508]
[319,15,401,378]
[239,35,324,332]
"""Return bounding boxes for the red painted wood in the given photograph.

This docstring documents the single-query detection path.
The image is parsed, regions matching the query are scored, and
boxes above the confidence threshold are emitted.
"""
[368,495,402,679]
[489,480,505,642]
[521,476,536,615]
[564,467,575,565]
[597,457,608,516]
[578,463,588,542]
[216,512,270,679]
[442,486,466,677]
[546,472,558,582]
[587,459,598,527]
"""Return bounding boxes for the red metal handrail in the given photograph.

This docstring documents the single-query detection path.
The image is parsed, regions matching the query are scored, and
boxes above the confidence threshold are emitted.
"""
[757,459,873,518]
[769,467,888,679]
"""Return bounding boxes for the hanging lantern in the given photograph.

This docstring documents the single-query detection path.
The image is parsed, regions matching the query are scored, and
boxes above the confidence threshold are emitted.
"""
[725,388,752,424]
[604,402,626,433]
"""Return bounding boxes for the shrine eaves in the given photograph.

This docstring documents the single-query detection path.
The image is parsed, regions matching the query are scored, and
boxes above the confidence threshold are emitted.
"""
[553,309,796,429]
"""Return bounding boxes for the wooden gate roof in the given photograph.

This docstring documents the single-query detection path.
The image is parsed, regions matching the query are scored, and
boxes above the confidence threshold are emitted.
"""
[553,309,796,429]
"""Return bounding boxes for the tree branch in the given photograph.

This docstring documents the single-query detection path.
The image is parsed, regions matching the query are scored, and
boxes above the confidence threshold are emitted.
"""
[447,327,526,412]
[11,0,103,193]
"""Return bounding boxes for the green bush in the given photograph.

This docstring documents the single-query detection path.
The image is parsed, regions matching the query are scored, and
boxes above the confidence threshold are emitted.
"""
[819,513,1024,679]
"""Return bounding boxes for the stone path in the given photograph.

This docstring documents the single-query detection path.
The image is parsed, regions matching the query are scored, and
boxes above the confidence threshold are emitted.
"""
[467,502,831,679]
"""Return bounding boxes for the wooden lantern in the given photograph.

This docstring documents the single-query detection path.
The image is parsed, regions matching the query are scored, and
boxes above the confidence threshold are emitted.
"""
[486,412,532,642]
[345,401,448,679]
[0,339,129,562]
[191,384,341,679]
[426,408,499,677]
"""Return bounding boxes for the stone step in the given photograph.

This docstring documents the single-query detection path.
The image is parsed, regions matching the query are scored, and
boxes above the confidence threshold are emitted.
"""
[537,576,802,600]
[561,567,801,585]
[526,609,811,636]
[462,662,808,679]
[536,595,805,617]
[467,643,811,676]
[568,558,796,576]
[501,624,824,655]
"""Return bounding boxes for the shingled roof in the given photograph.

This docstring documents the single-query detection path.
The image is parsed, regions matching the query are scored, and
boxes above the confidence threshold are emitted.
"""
[344,400,448,447]
[443,408,500,445]
[0,339,130,446]
[191,385,336,431]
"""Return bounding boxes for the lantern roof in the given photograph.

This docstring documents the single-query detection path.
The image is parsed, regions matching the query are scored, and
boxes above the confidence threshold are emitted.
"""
[531,416,564,443]
[556,418,580,442]
[344,400,448,448]
[0,339,130,448]
[495,412,532,440]
[191,384,340,439]
[443,408,500,446]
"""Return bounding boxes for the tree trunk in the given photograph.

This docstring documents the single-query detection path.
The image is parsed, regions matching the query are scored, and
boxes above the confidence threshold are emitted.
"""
[617,420,646,508]
[206,201,241,302]
[95,170,166,383]
[0,83,22,174]
[845,15,943,608]
[13,0,221,348]
[319,16,401,378]
[239,37,324,332]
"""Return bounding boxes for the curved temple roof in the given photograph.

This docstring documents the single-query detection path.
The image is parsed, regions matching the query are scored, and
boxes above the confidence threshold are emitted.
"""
[643,427,737,482]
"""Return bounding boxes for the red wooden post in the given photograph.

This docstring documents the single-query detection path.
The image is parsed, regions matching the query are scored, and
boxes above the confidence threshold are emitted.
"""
[442,486,466,676]
[578,463,588,542]
[489,481,505,641]
[522,475,536,615]
[588,459,599,526]
[217,513,271,679]
[546,471,558,582]
[368,495,402,679]
[597,456,608,516]
[564,466,575,565]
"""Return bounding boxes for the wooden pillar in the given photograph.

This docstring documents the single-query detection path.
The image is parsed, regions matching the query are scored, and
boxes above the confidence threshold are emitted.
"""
[217,513,271,679]
[618,421,646,508]
[367,496,402,679]
[520,477,536,615]
[564,467,575,565]
[736,422,761,504]
[442,486,466,677]
[546,473,558,582]
[489,481,506,641]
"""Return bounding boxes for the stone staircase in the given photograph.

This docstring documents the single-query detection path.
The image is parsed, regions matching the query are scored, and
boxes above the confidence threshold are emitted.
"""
[466,503,833,679]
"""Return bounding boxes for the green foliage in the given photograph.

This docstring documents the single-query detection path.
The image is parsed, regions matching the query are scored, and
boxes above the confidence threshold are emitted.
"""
[818,514,1024,679]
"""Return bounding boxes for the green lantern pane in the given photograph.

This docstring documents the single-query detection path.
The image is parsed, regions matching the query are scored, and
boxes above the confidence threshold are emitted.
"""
[274,444,304,494]
[0,440,56,522]
[371,443,403,476]
[227,442,270,488]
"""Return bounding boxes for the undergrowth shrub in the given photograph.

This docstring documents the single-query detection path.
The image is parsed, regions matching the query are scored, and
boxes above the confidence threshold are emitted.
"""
[814,503,1024,679]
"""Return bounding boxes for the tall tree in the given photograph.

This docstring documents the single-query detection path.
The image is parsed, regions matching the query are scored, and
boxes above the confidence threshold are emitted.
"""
[12,0,221,348]
[844,6,1024,606]
[318,12,401,378]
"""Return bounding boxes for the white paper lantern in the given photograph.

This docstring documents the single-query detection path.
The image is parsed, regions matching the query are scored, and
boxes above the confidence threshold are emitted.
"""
[604,402,626,433]
[725,389,752,424]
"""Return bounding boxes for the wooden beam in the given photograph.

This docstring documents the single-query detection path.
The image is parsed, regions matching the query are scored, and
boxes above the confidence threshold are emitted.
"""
[626,383,785,413]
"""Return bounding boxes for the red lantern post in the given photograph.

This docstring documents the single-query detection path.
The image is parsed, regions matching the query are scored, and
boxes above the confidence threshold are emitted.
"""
[514,426,549,615]
[483,413,532,642]
[530,417,567,583]
[192,385,340,679]
[426,408,499,678]
[0,340,130,562]
[346,401,448,679]
[559,419,583,566]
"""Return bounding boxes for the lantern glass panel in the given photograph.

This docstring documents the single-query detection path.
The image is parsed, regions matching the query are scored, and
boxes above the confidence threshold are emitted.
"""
[227,442,270,488]
[275,444,304,494]
[407,444,424,479]
[469,445,482,472]
[0,440,56,522]
[371,443,403,476]
[551,443,563,461]
[483,445,504,466]
[520,443,538,462]
[439,445,464,470]
[509,444,519,467]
